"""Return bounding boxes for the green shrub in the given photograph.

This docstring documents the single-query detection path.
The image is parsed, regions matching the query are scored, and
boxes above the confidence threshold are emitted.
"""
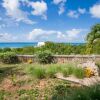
[71,84,100,100]
[0,52,19,64]
[73,67,85,79]
[52,84,100,100]
[52,85,68,100]
[61,67,69,77]
[28,66,46,79]
[3,48,11,52]
[46,66,57,78]
[17,89,39,99]
[0,90,11,100]
[36,50,54,64]
[96,62,100,75]
[61,64,85,78]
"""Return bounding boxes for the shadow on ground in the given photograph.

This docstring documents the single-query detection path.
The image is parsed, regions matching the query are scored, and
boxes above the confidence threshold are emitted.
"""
[0,65,25,83]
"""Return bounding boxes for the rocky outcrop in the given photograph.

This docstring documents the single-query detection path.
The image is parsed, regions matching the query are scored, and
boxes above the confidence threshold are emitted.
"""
[78,61,99,76]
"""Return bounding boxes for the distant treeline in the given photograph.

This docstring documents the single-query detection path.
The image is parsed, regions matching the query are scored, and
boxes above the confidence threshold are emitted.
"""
[0,41,99,55]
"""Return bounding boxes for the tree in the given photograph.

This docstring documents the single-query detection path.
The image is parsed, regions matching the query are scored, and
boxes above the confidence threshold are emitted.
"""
[87,24,100,44]
[86,24,100,54]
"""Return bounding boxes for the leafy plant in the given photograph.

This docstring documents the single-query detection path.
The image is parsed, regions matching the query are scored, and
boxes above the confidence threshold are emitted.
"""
[73,67,85,79]
[52,84,100,100]
[17,89,39,100]
[29,67,46,79]
[36,50,54,64]
[0,52,19,64]
[61,64,85,78]
[0,90,11,100]
[46,66,57,78]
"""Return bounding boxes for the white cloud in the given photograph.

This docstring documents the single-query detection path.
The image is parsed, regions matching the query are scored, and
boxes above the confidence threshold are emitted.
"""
[29,1,47,20]
[0,28,86,42]
[2,0,35,24]
[27,28,85,42]
[67,8,86,18]
[53,0,66,5]
[78,8,86,14]
[0,33,17,42]
[90,4,100,18]
[66,29,82,38]
[0,24,6,29]
[67,10,79,18]
[58,3,65,15]
[53,0,67,15]
[28,29,61,41]
[0,32,28,42]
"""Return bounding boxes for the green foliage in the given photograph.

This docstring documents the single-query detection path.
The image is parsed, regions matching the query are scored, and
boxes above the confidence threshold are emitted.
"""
[12,48,23,54]
[71,84,100,100]
[17,89,39,100]
[0,48,3,52]
[55,85,67,95]
[87,24,100,44]
[86,24,100,54]
[0,42,87,55]
[92,40,100,54]
[46,66,57,78]
[21,46,35,54]
[26,63,85,79]
[52,84,69,100]
[0,90,11,100]
[61,64,85,78]
[52,84,100,100]
[2,48,11,52]
[73,67,85,79]
[28,66,46,79]
[36,50,54,64]
[0,52,19,64]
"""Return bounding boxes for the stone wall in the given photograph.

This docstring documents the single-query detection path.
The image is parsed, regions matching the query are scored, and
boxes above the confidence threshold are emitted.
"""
[17,55,100,63]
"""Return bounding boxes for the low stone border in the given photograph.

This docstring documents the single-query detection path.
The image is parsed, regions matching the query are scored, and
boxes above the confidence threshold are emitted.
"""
[56,73,100,87]
[17,55,100,63]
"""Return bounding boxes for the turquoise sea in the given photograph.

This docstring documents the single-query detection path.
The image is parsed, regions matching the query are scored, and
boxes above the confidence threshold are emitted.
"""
[0,42,37,48]
[0,42,85,48]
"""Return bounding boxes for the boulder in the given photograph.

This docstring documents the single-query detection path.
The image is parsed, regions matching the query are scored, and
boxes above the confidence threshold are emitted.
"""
[78,61,99,76]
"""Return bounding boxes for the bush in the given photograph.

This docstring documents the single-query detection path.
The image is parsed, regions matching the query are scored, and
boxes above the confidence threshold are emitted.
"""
[0,52,19,64]
[73,67,85,79]
[2,48,11,52]
[17,89,39,99]
[52,85,68,100]
[46,66,57,78]
[52,84,100,100]
[61,64,85,78]
[28,66,46,79]
[36,50,54,64]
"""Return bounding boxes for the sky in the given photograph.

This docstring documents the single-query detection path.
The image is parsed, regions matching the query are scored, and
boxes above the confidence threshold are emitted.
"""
[0,0,100,43]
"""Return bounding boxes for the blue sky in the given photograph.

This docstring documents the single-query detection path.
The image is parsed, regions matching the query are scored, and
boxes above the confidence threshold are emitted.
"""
[0,0,100,42]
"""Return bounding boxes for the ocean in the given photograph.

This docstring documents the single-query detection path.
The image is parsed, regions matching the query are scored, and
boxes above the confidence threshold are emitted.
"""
[0,42,37,48]
[0,42,85,48]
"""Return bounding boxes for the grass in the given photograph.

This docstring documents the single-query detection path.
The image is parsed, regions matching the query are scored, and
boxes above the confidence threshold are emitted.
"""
[52,84,100,100]
[0,63,99,99]
[0,90,11,100]
[30,67,46,79]
[25,63,85,79]
[46,66,57,78]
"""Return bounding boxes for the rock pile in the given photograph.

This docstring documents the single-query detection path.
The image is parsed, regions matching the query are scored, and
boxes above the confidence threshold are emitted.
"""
[78,61,99,76]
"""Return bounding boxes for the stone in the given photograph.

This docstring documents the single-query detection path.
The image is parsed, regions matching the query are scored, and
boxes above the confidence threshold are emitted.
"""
[78,61,99,76]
